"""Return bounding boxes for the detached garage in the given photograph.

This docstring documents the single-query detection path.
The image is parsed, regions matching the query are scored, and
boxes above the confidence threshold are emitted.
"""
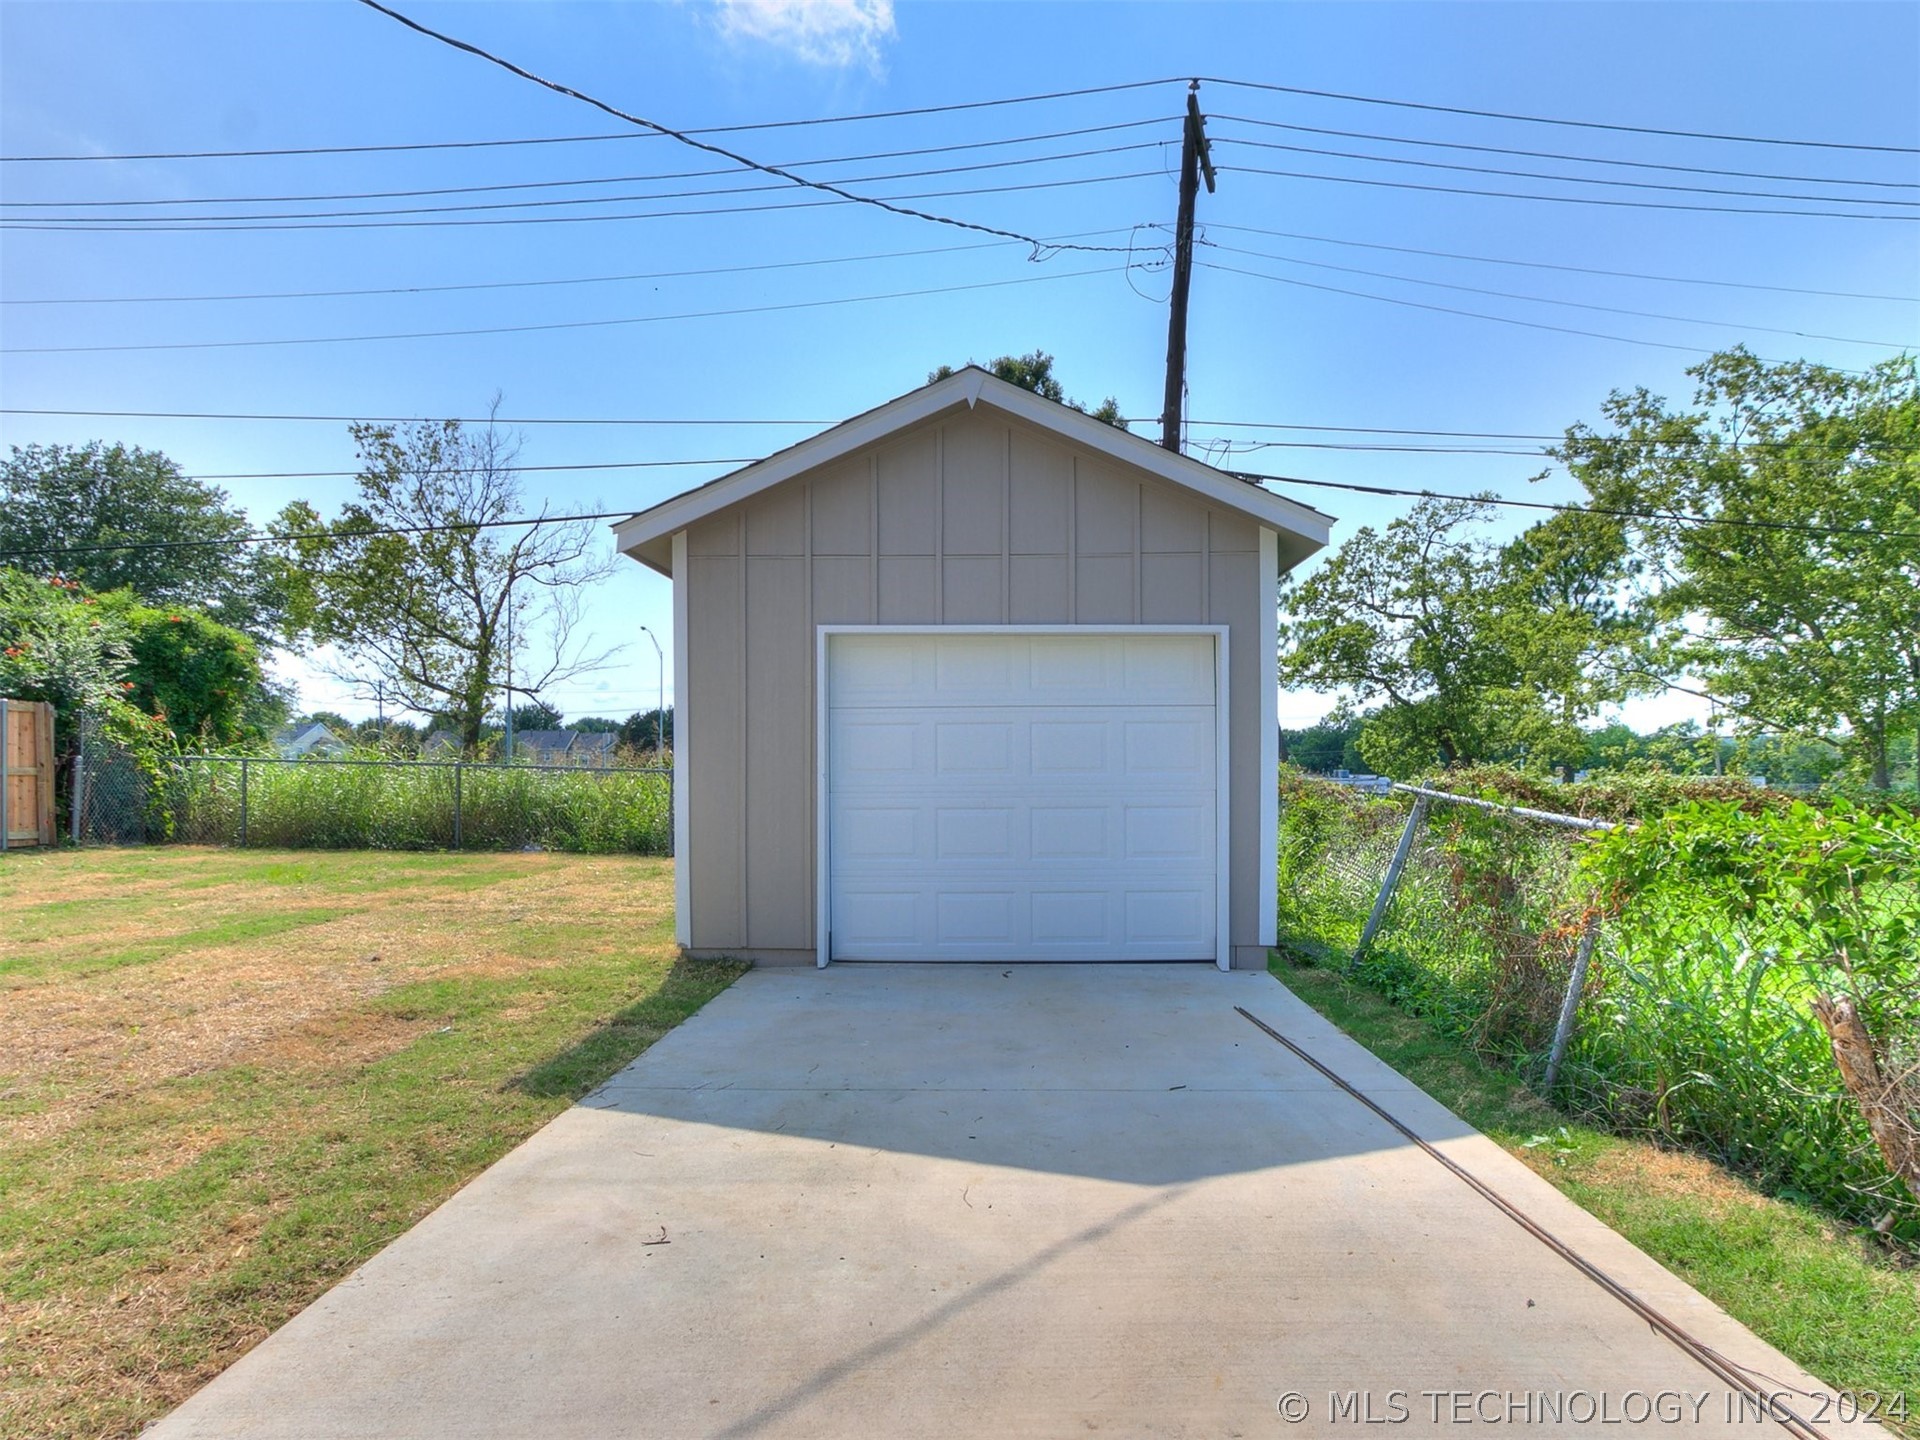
[615,367,1332,970]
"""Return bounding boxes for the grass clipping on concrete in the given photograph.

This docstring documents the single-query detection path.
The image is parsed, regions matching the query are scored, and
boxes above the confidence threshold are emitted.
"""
[1276,954,1919,1435]
[0,847,743,1440]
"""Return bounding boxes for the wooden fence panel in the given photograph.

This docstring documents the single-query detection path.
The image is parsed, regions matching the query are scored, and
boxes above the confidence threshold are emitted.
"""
[1,699,56,849]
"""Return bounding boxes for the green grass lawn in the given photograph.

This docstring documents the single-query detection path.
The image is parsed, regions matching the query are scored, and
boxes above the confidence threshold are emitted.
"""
[0,847,742,1440]
[1276,953,1919,1435]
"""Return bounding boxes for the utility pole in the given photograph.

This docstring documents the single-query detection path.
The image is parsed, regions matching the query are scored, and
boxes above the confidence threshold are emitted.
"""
[1160,80,1216,453]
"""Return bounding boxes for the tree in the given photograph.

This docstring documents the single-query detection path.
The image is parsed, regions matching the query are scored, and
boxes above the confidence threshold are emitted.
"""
[1,442,285,638]
[507,699,563,732]
[565,716,621,734]
[97,591,272,746]
[1281,718,1363,772]
[619,706,673,750]
[0,571,180,778]
[1277,498,1651,777]
[929,351,1128,429]
[1558,348,1919,789]
[275,411,620,754]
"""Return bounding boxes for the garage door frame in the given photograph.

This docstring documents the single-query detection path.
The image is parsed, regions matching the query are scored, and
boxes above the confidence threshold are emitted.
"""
[815,625,1231,971]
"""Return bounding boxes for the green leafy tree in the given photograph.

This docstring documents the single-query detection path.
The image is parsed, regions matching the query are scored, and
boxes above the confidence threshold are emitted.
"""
[275,411,619,754]
[1558,348,1919,789]
[929,351,1127,429]
[1278,498,1651,777]
[1281,718,1363,772]
[565,716,621,734]
[619,706,673,750]
[1,442,285,638]
[507,699,564,732]
[96,592,272,746]
[0,570,175,778]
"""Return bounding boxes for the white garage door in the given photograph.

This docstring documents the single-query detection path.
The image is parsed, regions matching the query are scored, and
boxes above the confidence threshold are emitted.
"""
[826,631,1220,962]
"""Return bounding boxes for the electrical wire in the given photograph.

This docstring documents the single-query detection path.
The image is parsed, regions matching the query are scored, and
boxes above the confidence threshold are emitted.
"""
[1202,240,1915,349]
[0,79,1188,163]
[7,467,1916,563]
[1211,113,1920,189]
[1213,132,1920,207]
[1201,76,1920,155]
[6,141,1169,225]
[1,408,836,426]
[1198,222,1919,304]
[1223,160,1920,221]
[0,167,1160,234]
[1198,259,1871,363]
[0,263,1125,354]
[0,232,1133,306]
[0,118,1177,209]
[348,0,1134,256]
[7,408,1904,455]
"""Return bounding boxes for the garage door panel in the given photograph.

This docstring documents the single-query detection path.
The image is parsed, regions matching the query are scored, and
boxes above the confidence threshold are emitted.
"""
[828,633,1218,962]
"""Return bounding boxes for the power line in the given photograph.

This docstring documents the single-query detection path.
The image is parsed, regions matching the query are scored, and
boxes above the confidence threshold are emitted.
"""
[1213,133,1920,208]
[0,263,1123,355]
[7,408,1903,455]
[7,474,1914,563]
[1223,160,1920,221]
[1201,76,1920,155]
[0,79,1186,163]
[349,0,1134,256]
[1228,471,1920,541]
[6,141,1169,226]
[1202,259,1728,356]
[0,232,1131,306]
[1199,222,1919,303]
[0,167,1159,234]
[1,118,1175,209]
[1202,241,1915,349]
[1211,113,1920,189]
[1,408,833,426]
[177,459,759,481]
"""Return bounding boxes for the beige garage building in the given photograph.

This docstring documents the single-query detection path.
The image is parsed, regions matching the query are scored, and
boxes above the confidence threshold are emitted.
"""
[616,367,1332,969]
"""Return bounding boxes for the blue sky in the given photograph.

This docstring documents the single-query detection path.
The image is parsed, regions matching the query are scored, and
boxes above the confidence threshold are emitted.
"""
[3,0,1915,731]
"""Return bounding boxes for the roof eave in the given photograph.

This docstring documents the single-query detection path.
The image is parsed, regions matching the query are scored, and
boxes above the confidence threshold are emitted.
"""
[614,367,1336,576]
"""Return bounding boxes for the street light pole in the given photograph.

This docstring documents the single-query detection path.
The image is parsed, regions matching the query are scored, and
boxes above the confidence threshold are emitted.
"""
[638,626,665,760]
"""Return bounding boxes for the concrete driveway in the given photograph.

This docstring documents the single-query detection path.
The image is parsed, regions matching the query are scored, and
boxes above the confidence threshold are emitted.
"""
[148,966,1867,1438]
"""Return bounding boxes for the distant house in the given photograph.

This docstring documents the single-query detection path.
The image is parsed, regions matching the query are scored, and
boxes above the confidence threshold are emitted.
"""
[274,722,350,759]
[512,730,618,768]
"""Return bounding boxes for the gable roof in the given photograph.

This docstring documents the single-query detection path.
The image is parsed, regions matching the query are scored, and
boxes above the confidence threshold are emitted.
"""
[613,367,1335,576]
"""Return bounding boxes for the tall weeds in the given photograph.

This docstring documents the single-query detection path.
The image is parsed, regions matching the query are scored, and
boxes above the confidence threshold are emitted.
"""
[165,757,671,855]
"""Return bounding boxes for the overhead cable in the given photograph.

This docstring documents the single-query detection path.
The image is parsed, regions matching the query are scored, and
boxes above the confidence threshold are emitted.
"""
[0,264,1123,354]
[1198,222,1919,303]
[1202,76,1920,155]
[1212,112,1920,189]
[1213,133,1920,208]
[1223,161,1920,221]
[0,117,1176,209]
[1203,241,1915,349]
[347,0,1132,256]
[0,78,1186,162]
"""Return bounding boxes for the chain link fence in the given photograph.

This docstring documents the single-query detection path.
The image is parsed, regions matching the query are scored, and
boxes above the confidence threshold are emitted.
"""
[1275,770,1917,1236]
[70,719,671,855]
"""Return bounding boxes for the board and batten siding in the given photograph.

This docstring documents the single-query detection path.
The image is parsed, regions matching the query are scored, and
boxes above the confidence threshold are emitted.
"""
[680,406,1274,967]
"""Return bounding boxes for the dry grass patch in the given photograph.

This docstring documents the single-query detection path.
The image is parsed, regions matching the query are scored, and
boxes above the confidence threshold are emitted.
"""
[0,847,742,1440]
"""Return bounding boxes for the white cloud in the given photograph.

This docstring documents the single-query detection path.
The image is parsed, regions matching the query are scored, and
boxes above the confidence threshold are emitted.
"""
[711,0,896,69]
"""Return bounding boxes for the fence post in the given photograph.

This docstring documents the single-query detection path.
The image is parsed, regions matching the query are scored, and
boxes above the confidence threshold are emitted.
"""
[0,697,10,854]
[238,758,249,848]
[70,716,86,845]
[1543,913,1602,1092]
[1351,795,1427,970]
[453,762,463,850]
